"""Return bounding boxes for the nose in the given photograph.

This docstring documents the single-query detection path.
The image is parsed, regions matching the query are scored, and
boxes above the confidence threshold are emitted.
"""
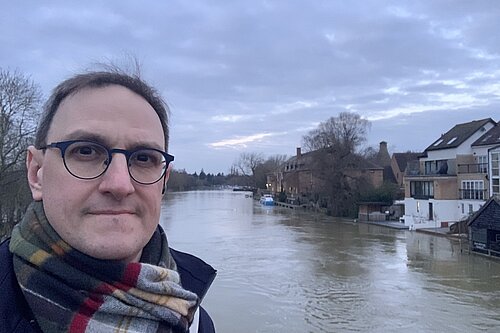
[98,153,135,200]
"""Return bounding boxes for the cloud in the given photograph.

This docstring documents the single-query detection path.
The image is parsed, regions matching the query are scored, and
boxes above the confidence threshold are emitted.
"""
[1,1,499,173]
[210,114,252,123]
[208,133,275,149]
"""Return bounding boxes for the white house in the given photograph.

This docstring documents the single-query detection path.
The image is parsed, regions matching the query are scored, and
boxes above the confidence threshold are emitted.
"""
[403,118,499,229]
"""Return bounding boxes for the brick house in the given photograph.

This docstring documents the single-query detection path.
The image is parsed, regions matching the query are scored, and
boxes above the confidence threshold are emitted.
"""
[391,152,421,188]
[268,142,391,202]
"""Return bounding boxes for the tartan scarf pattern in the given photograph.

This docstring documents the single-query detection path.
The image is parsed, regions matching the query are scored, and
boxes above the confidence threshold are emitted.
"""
[9,201,199,333]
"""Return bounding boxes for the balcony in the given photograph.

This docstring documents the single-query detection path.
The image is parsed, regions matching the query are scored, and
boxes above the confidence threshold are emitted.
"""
[457,163,488,174]
[459,189,487,200]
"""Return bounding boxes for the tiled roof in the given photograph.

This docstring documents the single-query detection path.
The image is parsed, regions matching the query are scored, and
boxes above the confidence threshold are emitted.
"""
[472,122,500,146]
[425,118,495,152]
[467,196,500,227]
[393,152,421,172]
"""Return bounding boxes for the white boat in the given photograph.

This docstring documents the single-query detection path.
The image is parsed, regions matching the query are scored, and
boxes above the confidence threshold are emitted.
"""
[259,194,274,206]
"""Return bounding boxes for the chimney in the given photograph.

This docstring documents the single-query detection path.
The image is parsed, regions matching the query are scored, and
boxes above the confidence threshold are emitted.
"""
[377,141,391,166]
[296,147,302,158]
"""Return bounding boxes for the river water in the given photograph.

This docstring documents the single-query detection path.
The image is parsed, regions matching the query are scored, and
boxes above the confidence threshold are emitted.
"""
[160,190,500,333]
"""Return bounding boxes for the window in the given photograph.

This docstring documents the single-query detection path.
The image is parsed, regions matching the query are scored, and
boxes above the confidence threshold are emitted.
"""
[425,160,448,175]
[447,137,457,144]
[461,180,484,200]
[468,204,473,214]
[461,203,464,214]
[478,155,488,173]
[433,139,443,146]
[410,181,434,199]
[493,179,500,196]
[492,152,500,195]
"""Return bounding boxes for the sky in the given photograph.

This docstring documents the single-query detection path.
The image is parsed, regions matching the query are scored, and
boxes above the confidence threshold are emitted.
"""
[1,1,499,174]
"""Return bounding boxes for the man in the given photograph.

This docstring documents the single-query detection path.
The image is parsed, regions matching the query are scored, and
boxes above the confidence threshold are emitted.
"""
[0,70,216,333]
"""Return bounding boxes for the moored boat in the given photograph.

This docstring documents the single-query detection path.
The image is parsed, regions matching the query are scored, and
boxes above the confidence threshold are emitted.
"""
[259,194,274,206]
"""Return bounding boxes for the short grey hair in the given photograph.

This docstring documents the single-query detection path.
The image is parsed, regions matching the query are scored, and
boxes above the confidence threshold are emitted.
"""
[34,70,170,150]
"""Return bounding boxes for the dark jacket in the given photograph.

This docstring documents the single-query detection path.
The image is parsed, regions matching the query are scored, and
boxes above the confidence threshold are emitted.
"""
[0,239,217,333]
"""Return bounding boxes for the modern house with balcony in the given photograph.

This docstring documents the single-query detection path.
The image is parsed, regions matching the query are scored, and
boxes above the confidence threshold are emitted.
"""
[403,118,498,229]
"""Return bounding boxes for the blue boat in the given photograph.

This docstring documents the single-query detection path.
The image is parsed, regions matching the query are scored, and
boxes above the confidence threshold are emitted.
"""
[259,194,274,206]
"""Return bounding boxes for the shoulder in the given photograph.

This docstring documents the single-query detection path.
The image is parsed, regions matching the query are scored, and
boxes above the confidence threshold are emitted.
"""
[170,248,217,333]
[169,248,217,301]
[0,240,41,333]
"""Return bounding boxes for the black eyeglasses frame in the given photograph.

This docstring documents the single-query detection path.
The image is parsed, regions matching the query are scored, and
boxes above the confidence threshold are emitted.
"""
[40,139,174,185]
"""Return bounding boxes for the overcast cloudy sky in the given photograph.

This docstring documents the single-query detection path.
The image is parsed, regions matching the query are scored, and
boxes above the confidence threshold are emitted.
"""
[2,1,499,173]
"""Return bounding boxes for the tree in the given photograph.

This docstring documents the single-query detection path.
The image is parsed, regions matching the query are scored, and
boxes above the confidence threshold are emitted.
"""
[253,154,288,189]
[0,69,42,241]
[302,112,371,217]
[233,152,265,177]
[232,152,265,187]
[303,112,370,154]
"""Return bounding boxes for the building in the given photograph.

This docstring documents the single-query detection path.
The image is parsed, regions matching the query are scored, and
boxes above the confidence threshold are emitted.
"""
[468,196,500,257]
[391,152,421,188]
[268,142,391,203]
[403,118,499,229]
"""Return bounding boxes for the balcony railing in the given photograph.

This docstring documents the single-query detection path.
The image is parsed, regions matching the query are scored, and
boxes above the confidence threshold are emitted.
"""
[459,189,487,200]
[457,163,488,174]
[411,194,434,200]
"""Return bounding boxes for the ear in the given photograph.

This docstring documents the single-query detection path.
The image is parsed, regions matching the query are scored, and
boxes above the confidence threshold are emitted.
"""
[161,164,172,195]
[26,146,44,201]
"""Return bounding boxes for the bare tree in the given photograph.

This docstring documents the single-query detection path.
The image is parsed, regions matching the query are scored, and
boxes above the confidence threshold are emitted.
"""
[0,69,42,241]
[253,154,288,189]
[303,112,370,154]
[233,152,265,177]
[0,69,41,177]
[302,112,371,217]
[264,154,288,172]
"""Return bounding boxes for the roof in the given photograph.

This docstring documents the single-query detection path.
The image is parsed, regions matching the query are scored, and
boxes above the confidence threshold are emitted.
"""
[392,152,421,172]
[425,118,496,152]
[283,148,383,172]
[467,196,500,227]
[472,122,500,147]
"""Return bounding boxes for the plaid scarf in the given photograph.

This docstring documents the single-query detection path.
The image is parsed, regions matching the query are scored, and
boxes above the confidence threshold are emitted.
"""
[9,201,199,333]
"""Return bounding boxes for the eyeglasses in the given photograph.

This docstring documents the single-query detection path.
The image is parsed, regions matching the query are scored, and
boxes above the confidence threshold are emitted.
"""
[40,140,174,185]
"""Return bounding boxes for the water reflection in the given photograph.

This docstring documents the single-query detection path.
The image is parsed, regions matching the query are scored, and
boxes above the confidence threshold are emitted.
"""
[160,190,500,333]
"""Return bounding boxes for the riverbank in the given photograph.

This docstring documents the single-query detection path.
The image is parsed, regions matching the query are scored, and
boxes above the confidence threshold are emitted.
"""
[271,198,469,241]
[359,219,470,243]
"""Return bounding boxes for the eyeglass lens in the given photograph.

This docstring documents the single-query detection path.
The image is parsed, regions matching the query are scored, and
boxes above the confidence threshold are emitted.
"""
[63,141,167,184]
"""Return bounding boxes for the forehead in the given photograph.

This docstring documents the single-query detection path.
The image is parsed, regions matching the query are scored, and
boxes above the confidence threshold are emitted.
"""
[46,85,165,148]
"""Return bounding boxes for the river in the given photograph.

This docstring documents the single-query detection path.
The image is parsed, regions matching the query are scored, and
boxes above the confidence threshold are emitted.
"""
[160,190,500,333]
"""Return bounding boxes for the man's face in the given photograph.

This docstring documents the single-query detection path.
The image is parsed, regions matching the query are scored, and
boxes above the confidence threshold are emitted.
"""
[27,85,167,262]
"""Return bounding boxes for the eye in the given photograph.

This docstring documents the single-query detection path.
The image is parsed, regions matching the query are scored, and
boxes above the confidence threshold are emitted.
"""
[78,146,94,155]
[131,150,164,167]
[67,142,106,161]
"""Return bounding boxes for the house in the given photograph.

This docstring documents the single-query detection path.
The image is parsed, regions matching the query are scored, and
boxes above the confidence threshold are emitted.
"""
[269,142,392,203]
[468,196,500,257]
[403,118,498,229]
[391,152,421,187]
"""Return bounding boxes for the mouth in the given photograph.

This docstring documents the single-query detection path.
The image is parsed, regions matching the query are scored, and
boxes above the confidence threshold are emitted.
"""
[88,210,136,215]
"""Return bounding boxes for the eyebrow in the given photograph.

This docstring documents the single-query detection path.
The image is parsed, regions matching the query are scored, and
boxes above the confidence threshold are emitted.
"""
[61,130,165,151]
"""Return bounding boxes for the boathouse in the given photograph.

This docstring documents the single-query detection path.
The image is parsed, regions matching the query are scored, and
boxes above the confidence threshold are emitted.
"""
[468,196,500,257]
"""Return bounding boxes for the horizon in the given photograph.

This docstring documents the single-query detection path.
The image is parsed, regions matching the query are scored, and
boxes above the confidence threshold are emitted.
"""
[2,2,499,174]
